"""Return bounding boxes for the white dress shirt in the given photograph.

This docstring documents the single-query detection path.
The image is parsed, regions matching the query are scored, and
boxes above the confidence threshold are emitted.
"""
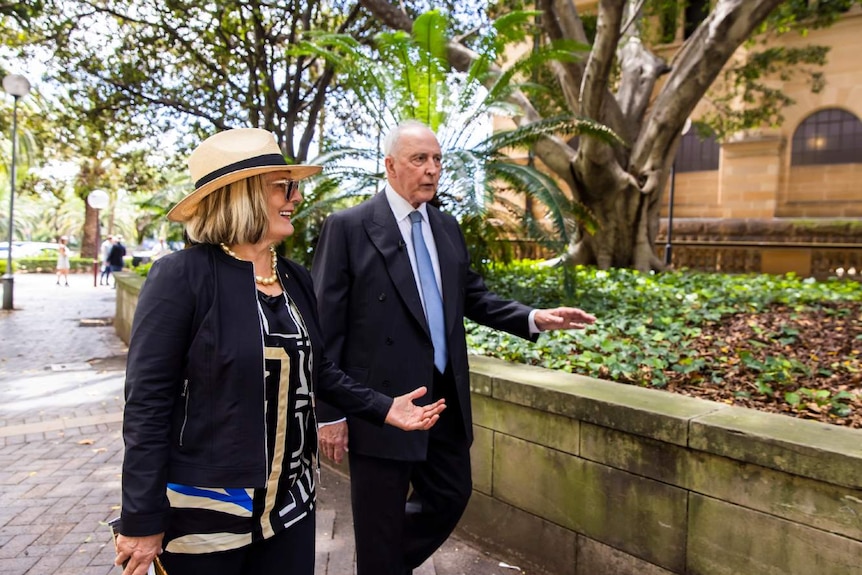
[384,184,443,314]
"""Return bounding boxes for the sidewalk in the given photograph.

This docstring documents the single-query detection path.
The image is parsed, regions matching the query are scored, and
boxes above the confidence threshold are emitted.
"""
[0,273,512,575]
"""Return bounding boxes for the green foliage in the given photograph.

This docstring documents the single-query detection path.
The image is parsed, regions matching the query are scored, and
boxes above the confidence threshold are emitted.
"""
[699,0,861,139]
[133,262,152,278]
[632,0,859,141]
[703,45,829,138]
[15,256,93,272]
[765,0,860,33]
[294,9,613,266]
[22,0,361,162]
[467,262,862,417]
[398,11,449,129]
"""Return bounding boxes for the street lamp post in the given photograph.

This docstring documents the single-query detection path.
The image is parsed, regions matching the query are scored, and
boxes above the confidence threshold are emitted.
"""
[87,190,109,287]
[664,118,692,267]
[2,74,31,311]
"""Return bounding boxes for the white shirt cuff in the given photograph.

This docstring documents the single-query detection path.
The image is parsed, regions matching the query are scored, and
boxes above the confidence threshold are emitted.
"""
[528,309,540,334]
[318,417,347,428]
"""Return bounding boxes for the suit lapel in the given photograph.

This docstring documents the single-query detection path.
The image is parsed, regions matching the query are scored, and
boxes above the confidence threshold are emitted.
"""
[363,193,430,335]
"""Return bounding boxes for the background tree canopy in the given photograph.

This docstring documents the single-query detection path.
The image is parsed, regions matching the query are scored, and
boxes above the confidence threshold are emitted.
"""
[1,0,859,267]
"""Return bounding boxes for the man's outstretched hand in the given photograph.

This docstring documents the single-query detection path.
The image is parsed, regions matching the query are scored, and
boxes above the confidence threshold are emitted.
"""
[385,386,446,430]
[319,387,445,464]
[534,307,597,332]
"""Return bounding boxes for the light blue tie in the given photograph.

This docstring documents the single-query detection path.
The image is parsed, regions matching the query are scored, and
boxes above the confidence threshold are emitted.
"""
[409,211,447,373]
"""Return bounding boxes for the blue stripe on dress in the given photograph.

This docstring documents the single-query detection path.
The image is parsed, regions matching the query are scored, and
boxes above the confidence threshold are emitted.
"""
[167,484,254,513]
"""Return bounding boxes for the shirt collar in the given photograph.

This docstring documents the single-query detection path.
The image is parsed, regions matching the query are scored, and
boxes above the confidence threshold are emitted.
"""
[384,184,428,223]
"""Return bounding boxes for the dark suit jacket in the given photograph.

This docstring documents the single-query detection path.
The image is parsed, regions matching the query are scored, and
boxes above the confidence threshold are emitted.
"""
[311,191,537,461]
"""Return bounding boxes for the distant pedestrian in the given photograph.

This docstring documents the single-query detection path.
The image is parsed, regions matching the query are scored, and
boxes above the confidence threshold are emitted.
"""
[107,236,126,287]
[55,236,70,287]
[100,235,114,285]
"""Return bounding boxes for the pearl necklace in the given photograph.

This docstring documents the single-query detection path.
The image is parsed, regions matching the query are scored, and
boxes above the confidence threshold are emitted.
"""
[220,243,280,286]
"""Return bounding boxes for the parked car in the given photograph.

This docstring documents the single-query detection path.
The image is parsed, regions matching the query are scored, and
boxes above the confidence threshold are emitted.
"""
[0,241,78,259]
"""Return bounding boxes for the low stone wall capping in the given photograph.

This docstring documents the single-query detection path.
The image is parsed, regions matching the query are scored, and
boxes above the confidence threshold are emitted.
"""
[463,355,862,575]
[113,274,862,575]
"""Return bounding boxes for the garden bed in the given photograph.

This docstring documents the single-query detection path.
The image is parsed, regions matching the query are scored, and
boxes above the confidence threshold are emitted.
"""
[469,263,862,429]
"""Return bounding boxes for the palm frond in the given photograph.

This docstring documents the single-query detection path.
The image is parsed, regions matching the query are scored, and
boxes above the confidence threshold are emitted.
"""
[485,161,570,244]
[413,10,449,130]
[480,115,624,154]
[313,146,380,165]
[491,10,543,45]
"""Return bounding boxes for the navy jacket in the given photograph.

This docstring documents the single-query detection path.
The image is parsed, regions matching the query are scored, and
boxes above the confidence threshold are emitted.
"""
[311,192,537,461]
[121,243,391,537]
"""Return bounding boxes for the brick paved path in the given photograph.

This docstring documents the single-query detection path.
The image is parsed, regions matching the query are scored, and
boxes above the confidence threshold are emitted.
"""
[0,273,511,575]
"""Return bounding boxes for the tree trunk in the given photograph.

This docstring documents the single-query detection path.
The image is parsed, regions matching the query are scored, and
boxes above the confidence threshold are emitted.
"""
[545,0,785,270]
[82,204,100,260]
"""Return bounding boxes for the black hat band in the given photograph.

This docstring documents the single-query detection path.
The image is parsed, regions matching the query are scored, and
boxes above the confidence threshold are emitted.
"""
[194,153,288,189]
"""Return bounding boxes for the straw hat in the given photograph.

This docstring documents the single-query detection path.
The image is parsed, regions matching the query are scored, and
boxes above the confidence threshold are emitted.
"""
[167,128,322,222]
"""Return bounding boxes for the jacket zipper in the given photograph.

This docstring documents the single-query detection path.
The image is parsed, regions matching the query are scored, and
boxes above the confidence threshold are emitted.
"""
[179,378,190,447]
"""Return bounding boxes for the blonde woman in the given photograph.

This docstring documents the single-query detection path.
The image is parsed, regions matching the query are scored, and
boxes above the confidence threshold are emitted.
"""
[114,128,445,575]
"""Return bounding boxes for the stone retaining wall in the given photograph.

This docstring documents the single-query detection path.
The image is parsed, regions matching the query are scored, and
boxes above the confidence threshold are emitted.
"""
[460,356,862,575]
[113,272,143,345]
[113,275,862,575]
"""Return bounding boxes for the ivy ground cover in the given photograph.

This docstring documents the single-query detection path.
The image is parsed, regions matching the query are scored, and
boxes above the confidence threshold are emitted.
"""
[467,262,862,428]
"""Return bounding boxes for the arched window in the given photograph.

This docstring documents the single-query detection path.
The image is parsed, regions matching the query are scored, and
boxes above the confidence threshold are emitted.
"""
[675,126,720,173]
[791,108,862,166]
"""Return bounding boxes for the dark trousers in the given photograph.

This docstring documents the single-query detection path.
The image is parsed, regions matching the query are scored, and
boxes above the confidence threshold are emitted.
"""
[349,368,472,575]
[159,512,315,575]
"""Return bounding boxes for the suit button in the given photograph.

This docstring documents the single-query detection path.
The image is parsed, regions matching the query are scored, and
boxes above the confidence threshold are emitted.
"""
[382,380,391,388]
[385,337,393,345]
[378,292,386,301]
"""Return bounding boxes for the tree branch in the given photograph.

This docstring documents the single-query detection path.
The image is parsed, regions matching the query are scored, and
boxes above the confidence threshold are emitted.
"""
[540,0,588,112]
[631,0,785,180]
[580,0,625,120]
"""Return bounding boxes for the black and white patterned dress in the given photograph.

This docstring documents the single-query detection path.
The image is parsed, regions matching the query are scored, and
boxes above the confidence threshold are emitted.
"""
[162,290,316,554]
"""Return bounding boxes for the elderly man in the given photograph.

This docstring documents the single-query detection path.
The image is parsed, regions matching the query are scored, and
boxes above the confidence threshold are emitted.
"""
[311,120,596,575]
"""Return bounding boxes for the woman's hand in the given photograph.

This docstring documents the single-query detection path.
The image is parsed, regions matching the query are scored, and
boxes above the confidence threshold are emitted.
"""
[115,532,164,575]
[385,387,446,430]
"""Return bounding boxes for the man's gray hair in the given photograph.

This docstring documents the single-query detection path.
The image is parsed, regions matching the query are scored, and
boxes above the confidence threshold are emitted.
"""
[382,120,434,157]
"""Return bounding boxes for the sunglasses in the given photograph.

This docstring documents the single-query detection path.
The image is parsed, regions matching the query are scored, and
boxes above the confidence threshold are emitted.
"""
[272,179,300,201]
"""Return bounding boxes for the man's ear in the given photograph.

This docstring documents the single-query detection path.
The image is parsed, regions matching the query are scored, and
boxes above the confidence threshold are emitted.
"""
[384,155,395,178]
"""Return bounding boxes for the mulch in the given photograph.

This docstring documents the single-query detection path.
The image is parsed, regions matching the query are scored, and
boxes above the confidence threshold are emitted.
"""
[664,301,862,429]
